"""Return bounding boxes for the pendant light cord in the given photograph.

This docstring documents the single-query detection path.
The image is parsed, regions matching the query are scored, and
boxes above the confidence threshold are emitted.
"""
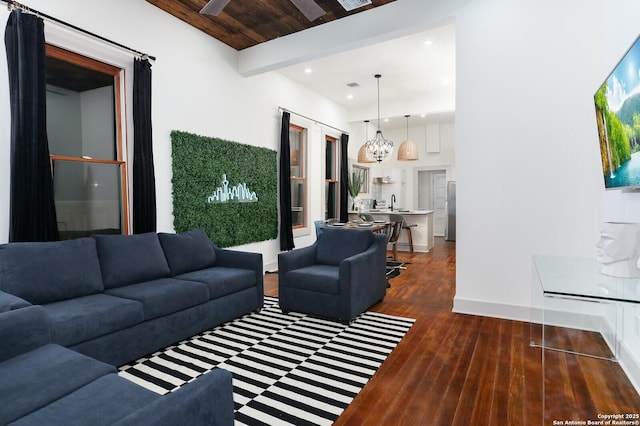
[405,114,410,139]
[375,74,382,131]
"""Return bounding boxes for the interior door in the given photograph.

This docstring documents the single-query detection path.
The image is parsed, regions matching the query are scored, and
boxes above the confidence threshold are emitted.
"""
[432,172,447,236]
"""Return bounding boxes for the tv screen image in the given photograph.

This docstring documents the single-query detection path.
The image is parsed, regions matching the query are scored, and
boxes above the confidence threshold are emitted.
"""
[595,34,640,189]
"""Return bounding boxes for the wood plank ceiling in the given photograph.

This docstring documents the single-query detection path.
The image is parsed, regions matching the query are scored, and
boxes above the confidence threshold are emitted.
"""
[145,0,396,50]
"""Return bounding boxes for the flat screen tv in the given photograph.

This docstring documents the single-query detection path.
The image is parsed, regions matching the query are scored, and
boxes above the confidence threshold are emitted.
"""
[595,34,640,189]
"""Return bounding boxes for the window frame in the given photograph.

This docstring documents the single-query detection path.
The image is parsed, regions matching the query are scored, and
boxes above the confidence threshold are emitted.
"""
[289,123,307,231]
[324,134,340,220]
[45,44,130,235]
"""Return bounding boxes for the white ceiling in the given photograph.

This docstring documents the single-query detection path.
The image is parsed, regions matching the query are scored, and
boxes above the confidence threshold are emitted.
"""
[277,23,456,129]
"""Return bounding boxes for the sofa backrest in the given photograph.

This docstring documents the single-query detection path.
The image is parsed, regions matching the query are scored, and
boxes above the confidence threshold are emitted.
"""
[315,228,375,266]
[158,229,217,276]
[0,238,104,304]
[93,233,170,288]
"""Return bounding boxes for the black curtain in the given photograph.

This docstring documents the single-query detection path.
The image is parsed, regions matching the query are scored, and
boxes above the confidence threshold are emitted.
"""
[279,111,294,251]
[132,58,157,234]
[5,10,59,242]
[339,133,349,223]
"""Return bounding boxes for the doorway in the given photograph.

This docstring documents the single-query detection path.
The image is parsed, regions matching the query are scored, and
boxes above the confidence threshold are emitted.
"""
[418,170,447,237]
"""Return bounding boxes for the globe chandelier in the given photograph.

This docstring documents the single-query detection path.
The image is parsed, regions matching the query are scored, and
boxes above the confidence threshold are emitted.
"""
[364,74,393,162]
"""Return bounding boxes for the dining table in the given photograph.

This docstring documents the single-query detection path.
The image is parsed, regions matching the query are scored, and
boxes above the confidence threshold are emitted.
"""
[327,221,388,233]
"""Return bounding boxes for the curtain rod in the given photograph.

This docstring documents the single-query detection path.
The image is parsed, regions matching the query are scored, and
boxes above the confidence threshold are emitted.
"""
[279,107,349,135]
[3,0,156,61]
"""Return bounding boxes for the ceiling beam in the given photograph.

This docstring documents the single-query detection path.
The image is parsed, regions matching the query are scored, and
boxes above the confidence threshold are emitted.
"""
[237,0,471,76]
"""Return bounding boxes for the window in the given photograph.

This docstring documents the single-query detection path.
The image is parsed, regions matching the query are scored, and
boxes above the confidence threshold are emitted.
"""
[289,124,307,228]
[325,135,339,219]
[45,45,128,239]
[353,164,369,194]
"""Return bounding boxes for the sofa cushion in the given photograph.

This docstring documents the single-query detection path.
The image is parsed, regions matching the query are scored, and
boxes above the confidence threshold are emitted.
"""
[286,265,340,295]
[158,229,217,276]
[42,294,144,347]
[93,233,170,289]
[11,374,159,426]
[177,267,256,300]
[315,228,374,266]
[0,238,103,304]
[104,278,209,320]
[0,344,115,425]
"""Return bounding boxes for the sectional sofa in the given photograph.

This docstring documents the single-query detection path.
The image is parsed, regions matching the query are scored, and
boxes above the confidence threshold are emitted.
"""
[0,305,234,425]
[0,228,264,424]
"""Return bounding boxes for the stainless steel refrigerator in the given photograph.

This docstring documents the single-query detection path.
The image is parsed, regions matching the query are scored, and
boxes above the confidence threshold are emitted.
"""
[445,181,456,241]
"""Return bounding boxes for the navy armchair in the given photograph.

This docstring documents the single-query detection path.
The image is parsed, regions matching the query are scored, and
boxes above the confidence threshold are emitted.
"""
[278,228,387,323]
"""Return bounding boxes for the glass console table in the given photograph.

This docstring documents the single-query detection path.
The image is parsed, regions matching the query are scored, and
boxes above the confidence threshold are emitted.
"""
[531,255,640,359]
[531,255,640,423]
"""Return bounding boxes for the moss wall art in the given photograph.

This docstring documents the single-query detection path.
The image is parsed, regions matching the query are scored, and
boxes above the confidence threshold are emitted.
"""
[170,130,278,247]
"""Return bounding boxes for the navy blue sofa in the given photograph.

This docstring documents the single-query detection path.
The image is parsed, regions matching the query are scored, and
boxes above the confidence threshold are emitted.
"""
[278,228,387,323]
[0,305,234,425]
[0,229,263,424]
[0,229,263,366]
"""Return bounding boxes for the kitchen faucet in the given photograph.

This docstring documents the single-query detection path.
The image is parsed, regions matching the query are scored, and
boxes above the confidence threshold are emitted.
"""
[391,194,396,211]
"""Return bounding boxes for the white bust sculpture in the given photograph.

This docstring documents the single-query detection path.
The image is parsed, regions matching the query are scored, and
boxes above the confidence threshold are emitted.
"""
[596,222,640,278]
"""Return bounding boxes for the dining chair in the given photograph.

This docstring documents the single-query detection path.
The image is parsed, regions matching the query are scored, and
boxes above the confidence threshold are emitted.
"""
[385,220,402,260]
[389,213,416,254]
[314,220,328,238]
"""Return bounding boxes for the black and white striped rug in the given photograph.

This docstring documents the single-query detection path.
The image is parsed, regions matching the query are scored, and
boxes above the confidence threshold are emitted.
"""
[118,296,414,425]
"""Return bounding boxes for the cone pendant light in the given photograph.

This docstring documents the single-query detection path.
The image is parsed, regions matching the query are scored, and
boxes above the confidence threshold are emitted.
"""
[398,114,419,161]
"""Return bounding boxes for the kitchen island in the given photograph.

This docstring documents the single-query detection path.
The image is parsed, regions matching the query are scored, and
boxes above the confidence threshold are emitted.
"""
[349,210,434,253]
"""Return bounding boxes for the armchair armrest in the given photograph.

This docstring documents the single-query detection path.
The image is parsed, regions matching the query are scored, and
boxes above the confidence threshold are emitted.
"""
[338,234,387,318]
[278,244,317,276]
[0,289,31,313]
[115,368,234,426]
[0,305,52,363]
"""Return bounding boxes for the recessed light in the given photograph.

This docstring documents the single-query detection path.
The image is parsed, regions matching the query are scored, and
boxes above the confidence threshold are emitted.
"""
[424,40,433,46]
[347,94,354,100]
[304,68,312,74]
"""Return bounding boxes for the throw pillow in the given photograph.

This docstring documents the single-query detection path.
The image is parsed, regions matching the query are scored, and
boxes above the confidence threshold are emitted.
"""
[93,233,170,288]
[158,229,217,276]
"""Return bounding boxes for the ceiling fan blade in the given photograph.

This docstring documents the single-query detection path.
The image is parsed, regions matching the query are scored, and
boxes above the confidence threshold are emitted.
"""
[289,0,326,21]
[200,0,232,15]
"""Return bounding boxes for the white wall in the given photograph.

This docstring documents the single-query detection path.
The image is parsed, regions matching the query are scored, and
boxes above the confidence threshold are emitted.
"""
[0,0,348,270]
[454,0,604,317]
[455,0,640,390]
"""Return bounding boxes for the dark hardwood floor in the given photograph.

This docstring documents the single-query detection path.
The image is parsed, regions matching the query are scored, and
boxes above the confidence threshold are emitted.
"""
[264,237,640,425]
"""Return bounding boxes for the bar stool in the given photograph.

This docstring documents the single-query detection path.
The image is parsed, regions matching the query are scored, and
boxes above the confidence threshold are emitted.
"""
[389,213,416,253]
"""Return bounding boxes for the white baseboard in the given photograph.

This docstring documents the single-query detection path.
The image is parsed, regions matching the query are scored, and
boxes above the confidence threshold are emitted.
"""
[620,341,640,395]
[396,243,429,252]
[453,297,640,395]
[452,297,531,322]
